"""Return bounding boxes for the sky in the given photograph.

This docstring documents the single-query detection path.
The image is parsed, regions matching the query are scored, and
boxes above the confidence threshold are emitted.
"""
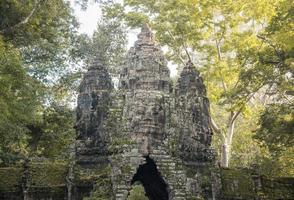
[70,1,178,77]
[70,1,101,36]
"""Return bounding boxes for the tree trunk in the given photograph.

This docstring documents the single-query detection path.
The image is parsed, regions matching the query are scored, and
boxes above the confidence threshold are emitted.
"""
[221,143,229,167]
[221,113,236,167]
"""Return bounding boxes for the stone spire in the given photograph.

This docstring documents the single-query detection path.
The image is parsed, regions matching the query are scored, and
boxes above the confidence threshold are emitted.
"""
[117,24,173,157]
[119,24,171,92]
[135,23,155,46]
[176,61,213,162]
[177,60,206,96]
[75,58,113,164]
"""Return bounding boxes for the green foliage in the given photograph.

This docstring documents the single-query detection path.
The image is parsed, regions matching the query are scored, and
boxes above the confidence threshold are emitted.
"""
[253,103,294,177]
[232,0,294,103]
[0,0,81,163]
[127,184,148,200]
[0,36,39,159]
[82,15,127,76]
[260,177,294,199]
[26,104,75,158]
[0,0,81,82]
[227,105,265,167]
[255,103,294,153]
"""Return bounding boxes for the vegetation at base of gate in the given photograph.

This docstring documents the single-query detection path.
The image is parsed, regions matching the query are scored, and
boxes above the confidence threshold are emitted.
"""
[127,184,148,200]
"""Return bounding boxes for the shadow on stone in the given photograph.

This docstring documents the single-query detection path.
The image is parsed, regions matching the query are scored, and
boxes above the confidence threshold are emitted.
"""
[131,156,169,200]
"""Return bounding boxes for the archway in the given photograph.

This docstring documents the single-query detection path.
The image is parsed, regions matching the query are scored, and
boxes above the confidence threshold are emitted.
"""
[131,156,169,200]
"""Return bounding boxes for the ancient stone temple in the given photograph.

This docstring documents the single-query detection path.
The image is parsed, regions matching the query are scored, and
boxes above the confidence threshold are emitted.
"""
[0,24,294,200]
[74,24,220,200]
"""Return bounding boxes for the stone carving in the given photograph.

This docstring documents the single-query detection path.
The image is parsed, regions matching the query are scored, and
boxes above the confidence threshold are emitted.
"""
[119,24,171,155]
[75,57,112,165]
[119,24,171,93]
[74,24,220,200]
[175,60,214,163]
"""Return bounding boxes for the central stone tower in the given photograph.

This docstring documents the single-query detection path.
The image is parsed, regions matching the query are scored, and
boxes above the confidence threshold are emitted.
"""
[74,24,220,200]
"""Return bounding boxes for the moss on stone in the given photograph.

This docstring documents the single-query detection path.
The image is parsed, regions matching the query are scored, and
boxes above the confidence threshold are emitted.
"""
[183,166,195,178]
[29,161,68,188]
[81,165,112,199]
[221,168,255,199]
[108,137,134,153]
[121,165,132,175]
[0,167,22,192]
[260,177,294,199]
[75,165,111,185]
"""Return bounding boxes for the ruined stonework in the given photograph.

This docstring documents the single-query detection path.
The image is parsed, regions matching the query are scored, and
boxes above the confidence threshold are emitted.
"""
[74,58,113,199]
[73,24,220,200]
[175,60,214,164]
[75,57,112,163]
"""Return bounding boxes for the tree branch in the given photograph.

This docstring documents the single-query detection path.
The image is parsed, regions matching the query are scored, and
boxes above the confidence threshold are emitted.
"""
[167,30,186,65]
[0,0,41,33]
[211,117,221,134]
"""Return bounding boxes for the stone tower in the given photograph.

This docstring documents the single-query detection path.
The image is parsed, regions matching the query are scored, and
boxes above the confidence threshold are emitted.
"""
[175,60,214,164]
[75,57,112,164]
[74,25,219,200]
[74,58,113,198]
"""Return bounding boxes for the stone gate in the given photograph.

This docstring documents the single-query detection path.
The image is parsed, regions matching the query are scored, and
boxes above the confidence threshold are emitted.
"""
[75,24,220,200]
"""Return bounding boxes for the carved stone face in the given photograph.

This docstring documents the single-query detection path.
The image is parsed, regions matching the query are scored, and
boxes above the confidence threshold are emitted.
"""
[130,92,165,136]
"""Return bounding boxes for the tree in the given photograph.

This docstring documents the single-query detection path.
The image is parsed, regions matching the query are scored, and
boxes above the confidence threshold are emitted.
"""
[0,0,83,163]
[83,15,127,76]
[255,103,293,153]
[236,0,293,175]
[26,103,75,158]
[0,0,81,82]
[0,37,39,163]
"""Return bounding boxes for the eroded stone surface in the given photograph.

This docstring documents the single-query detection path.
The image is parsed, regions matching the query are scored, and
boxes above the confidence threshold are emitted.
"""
[75,57,112,165]
[74,24,219,200]
[175,60,215,164]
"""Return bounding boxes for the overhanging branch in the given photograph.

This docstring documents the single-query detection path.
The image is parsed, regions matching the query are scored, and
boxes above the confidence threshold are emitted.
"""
[0,0,41,34]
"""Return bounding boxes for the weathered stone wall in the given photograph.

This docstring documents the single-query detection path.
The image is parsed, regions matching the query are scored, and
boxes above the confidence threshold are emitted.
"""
[0,161,68,200]
[220,168,294,200]
[0,163,293,199]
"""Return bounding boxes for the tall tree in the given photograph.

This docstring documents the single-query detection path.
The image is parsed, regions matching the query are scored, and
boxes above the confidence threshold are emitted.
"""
[83,15,127,76]
[0,37,39,162]
[0,0,83,162]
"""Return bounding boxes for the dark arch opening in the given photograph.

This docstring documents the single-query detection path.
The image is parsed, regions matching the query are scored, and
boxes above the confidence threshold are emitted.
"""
[131,156,169,200]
